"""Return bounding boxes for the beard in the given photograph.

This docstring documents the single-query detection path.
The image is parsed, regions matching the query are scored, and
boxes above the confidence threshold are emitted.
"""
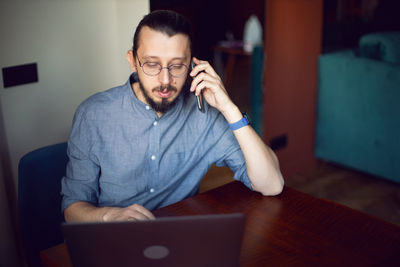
[137,78,181,114]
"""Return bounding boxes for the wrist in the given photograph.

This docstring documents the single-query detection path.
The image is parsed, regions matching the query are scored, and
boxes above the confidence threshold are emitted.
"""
[101,207,118,222]
[221,104,242,124]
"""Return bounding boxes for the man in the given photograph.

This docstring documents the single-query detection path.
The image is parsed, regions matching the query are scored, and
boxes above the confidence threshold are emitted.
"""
[61,10,284,222]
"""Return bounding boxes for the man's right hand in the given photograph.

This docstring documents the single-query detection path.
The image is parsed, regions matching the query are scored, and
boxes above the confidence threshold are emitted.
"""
[64,202,155,222]
[102,204,156,222]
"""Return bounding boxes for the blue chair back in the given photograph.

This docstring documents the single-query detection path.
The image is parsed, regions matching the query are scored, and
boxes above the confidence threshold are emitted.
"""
[18,142,68,267]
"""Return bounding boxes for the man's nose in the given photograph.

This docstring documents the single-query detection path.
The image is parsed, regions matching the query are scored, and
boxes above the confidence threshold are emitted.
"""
[158,67,170,84]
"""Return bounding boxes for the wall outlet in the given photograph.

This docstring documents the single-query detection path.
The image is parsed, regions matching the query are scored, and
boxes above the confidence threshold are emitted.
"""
[2,63,38,88]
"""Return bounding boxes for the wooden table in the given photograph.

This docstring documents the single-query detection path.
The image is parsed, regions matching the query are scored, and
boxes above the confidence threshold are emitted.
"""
[41,182,400,266]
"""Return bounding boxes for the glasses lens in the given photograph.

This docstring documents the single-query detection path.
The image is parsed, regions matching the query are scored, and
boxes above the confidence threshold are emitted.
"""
[141,62,188,77]
[143,62,162,76]
[169,64,188,77]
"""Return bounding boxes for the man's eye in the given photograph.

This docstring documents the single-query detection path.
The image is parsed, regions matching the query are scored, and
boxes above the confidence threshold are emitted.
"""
[146,63,160,68]
[170,64,185,70]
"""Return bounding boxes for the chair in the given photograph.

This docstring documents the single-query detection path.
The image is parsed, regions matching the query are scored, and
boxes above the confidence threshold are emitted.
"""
[18,142,68,267]
[315,32,400,183]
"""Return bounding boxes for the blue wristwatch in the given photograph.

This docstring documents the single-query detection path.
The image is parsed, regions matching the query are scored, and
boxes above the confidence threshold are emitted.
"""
[229,112,250,131]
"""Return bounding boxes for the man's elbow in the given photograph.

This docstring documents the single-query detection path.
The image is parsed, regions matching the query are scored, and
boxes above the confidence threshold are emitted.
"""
[64,203,78,222]
[257,174,284,196]
[261,184,284,196]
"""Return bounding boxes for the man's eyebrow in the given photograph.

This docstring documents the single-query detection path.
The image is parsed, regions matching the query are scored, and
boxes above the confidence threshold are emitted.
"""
[141,56,159,60]
[142,55,188,62]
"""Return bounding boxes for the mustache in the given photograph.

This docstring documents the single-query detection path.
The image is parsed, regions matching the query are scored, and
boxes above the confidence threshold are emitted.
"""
[152,85,178,93]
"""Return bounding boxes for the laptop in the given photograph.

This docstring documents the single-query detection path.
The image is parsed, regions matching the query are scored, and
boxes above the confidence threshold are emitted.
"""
[61,213,245,267]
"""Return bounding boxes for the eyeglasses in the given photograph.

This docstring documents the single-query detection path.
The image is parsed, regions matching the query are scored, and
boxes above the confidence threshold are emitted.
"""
[137,57,189,78]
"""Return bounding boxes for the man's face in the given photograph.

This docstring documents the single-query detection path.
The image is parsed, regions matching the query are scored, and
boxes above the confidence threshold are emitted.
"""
[128,26,191,113]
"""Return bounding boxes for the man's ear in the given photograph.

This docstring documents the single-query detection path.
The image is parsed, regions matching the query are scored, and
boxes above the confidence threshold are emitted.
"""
[126,50,137,72]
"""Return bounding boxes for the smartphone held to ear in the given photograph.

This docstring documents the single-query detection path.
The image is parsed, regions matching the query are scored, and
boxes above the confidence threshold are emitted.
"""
[191,61,205,113]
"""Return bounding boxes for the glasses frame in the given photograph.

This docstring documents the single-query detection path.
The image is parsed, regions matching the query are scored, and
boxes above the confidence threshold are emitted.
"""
[136,56,189,78]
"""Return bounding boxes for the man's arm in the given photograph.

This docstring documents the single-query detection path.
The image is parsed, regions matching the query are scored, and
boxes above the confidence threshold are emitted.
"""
[220,105,284,195]
[190,57,284,196]
[64,201,155,222]
[62,107,155,223]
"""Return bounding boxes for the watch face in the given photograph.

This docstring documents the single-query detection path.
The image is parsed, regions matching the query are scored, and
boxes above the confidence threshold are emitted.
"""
[242,112,251,125]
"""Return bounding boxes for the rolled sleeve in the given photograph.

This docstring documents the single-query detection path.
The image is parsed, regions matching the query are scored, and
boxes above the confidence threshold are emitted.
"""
[61,106,100,212]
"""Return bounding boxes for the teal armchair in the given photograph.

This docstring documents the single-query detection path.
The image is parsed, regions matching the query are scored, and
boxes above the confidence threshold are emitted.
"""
[315,32,400,183]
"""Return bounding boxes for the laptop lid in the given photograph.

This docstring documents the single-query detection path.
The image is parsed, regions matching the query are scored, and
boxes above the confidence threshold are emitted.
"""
[61,213,245,267]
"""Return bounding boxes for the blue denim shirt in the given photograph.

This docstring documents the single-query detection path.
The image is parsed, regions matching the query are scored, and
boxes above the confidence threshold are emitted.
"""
[61,75,252,212]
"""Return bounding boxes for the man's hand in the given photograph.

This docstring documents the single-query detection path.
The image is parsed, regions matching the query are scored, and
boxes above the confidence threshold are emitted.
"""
[64,201,155,222]
[102,203,156,222]
[189,57,237,116]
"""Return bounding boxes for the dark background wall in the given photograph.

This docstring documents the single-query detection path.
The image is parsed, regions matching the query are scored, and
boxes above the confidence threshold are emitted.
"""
[151,0,400,57]
[150,0,264,61]
[322,0,400,52]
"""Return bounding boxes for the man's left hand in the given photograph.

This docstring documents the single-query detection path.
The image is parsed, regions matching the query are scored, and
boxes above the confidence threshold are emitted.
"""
[189,57,237,116]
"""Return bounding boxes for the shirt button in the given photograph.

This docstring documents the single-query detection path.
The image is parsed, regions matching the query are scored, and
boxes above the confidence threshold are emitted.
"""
[150,188,155,193]
[151,155,156,160]
[145,105,151,110]
[153,121,158,126]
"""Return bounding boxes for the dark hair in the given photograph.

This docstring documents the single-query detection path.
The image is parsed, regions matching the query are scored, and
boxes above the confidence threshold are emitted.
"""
[133,10,193,55]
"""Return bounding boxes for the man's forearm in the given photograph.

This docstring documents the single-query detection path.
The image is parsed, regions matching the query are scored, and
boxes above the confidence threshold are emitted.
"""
[234,126,284,195]
[64,201,111,222]
[64,201,156,222]
[222,105,284,196]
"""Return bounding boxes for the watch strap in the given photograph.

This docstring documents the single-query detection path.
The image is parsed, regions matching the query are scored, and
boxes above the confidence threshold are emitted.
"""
[229,113,250,131]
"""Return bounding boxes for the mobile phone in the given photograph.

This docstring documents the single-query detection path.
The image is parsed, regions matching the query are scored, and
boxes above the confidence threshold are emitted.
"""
[191,61,205,113]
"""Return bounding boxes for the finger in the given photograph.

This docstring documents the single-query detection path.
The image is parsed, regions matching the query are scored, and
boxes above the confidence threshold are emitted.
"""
[191,73,220,95]
[129,204,156,220]
[193,57,211,67]
[121,209,152,221]
[190,71,208,92]
[128,211,149,221]
[191,57,219,78]
[194,80,219,96]
[193,63,219,79]
[190,71,207,93]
